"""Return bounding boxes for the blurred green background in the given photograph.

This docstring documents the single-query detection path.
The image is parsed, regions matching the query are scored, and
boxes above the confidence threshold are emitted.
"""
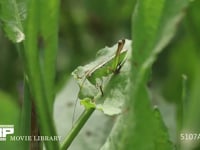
[0,0,199,109]
[0,0,136,97]
[0,0,200,149]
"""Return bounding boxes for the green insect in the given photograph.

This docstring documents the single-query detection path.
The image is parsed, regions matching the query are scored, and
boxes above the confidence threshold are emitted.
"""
[85,39,127,88]
[86,39,127,96]
[72,39,128,125]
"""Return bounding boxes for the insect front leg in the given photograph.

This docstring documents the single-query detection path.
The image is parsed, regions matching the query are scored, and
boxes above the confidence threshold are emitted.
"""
[95,78,104,96]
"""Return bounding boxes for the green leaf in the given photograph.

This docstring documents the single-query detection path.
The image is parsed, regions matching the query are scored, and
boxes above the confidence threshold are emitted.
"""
[95,66,131,116]
[0,0,25,43]
[39,0,60,112]
[24,0,59,149]
[0,91,20,125]
[20,78,31,150]
[153,107,174,150]
[101,0,190,149]
[0,91,20,149]
[182,69,200,150]
[179,1,200,149]
[72,39,132,115]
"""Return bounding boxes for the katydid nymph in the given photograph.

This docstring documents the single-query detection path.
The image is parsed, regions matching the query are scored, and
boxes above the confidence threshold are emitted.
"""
[85,39,126,84]
[72,39,128,125]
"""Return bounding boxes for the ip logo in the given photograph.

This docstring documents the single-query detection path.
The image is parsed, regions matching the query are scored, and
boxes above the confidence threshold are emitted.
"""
[0,125,14,141]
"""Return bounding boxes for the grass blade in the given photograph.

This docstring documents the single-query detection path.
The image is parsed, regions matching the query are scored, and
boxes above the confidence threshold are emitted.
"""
[24,0,59,149]
[40,0,60,113]
[20,77,32,150]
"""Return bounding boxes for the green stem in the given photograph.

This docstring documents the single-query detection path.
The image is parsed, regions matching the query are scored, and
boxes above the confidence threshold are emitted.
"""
[60,108,95,150]
[181,74,187,126]
[20,77,32,150]
[177,74,188,150]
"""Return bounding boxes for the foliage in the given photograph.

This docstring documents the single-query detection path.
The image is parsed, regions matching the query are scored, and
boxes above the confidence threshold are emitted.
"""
[72,39,131,116]
[0,0,200,150]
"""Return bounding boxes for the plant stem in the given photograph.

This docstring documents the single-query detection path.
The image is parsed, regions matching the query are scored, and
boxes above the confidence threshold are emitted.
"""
[20,77,32,150]
[31,102,41,150]
[181,74,187,126]
[60,108,95,150]
[177,75,188,150]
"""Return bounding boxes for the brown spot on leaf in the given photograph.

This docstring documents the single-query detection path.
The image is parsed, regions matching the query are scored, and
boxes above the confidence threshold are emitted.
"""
[85,130,93,137]
[66,102,73,107]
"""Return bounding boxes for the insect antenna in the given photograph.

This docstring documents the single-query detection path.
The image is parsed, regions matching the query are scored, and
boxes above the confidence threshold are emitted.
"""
[72,97,78,127]
[71,76,87,127]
